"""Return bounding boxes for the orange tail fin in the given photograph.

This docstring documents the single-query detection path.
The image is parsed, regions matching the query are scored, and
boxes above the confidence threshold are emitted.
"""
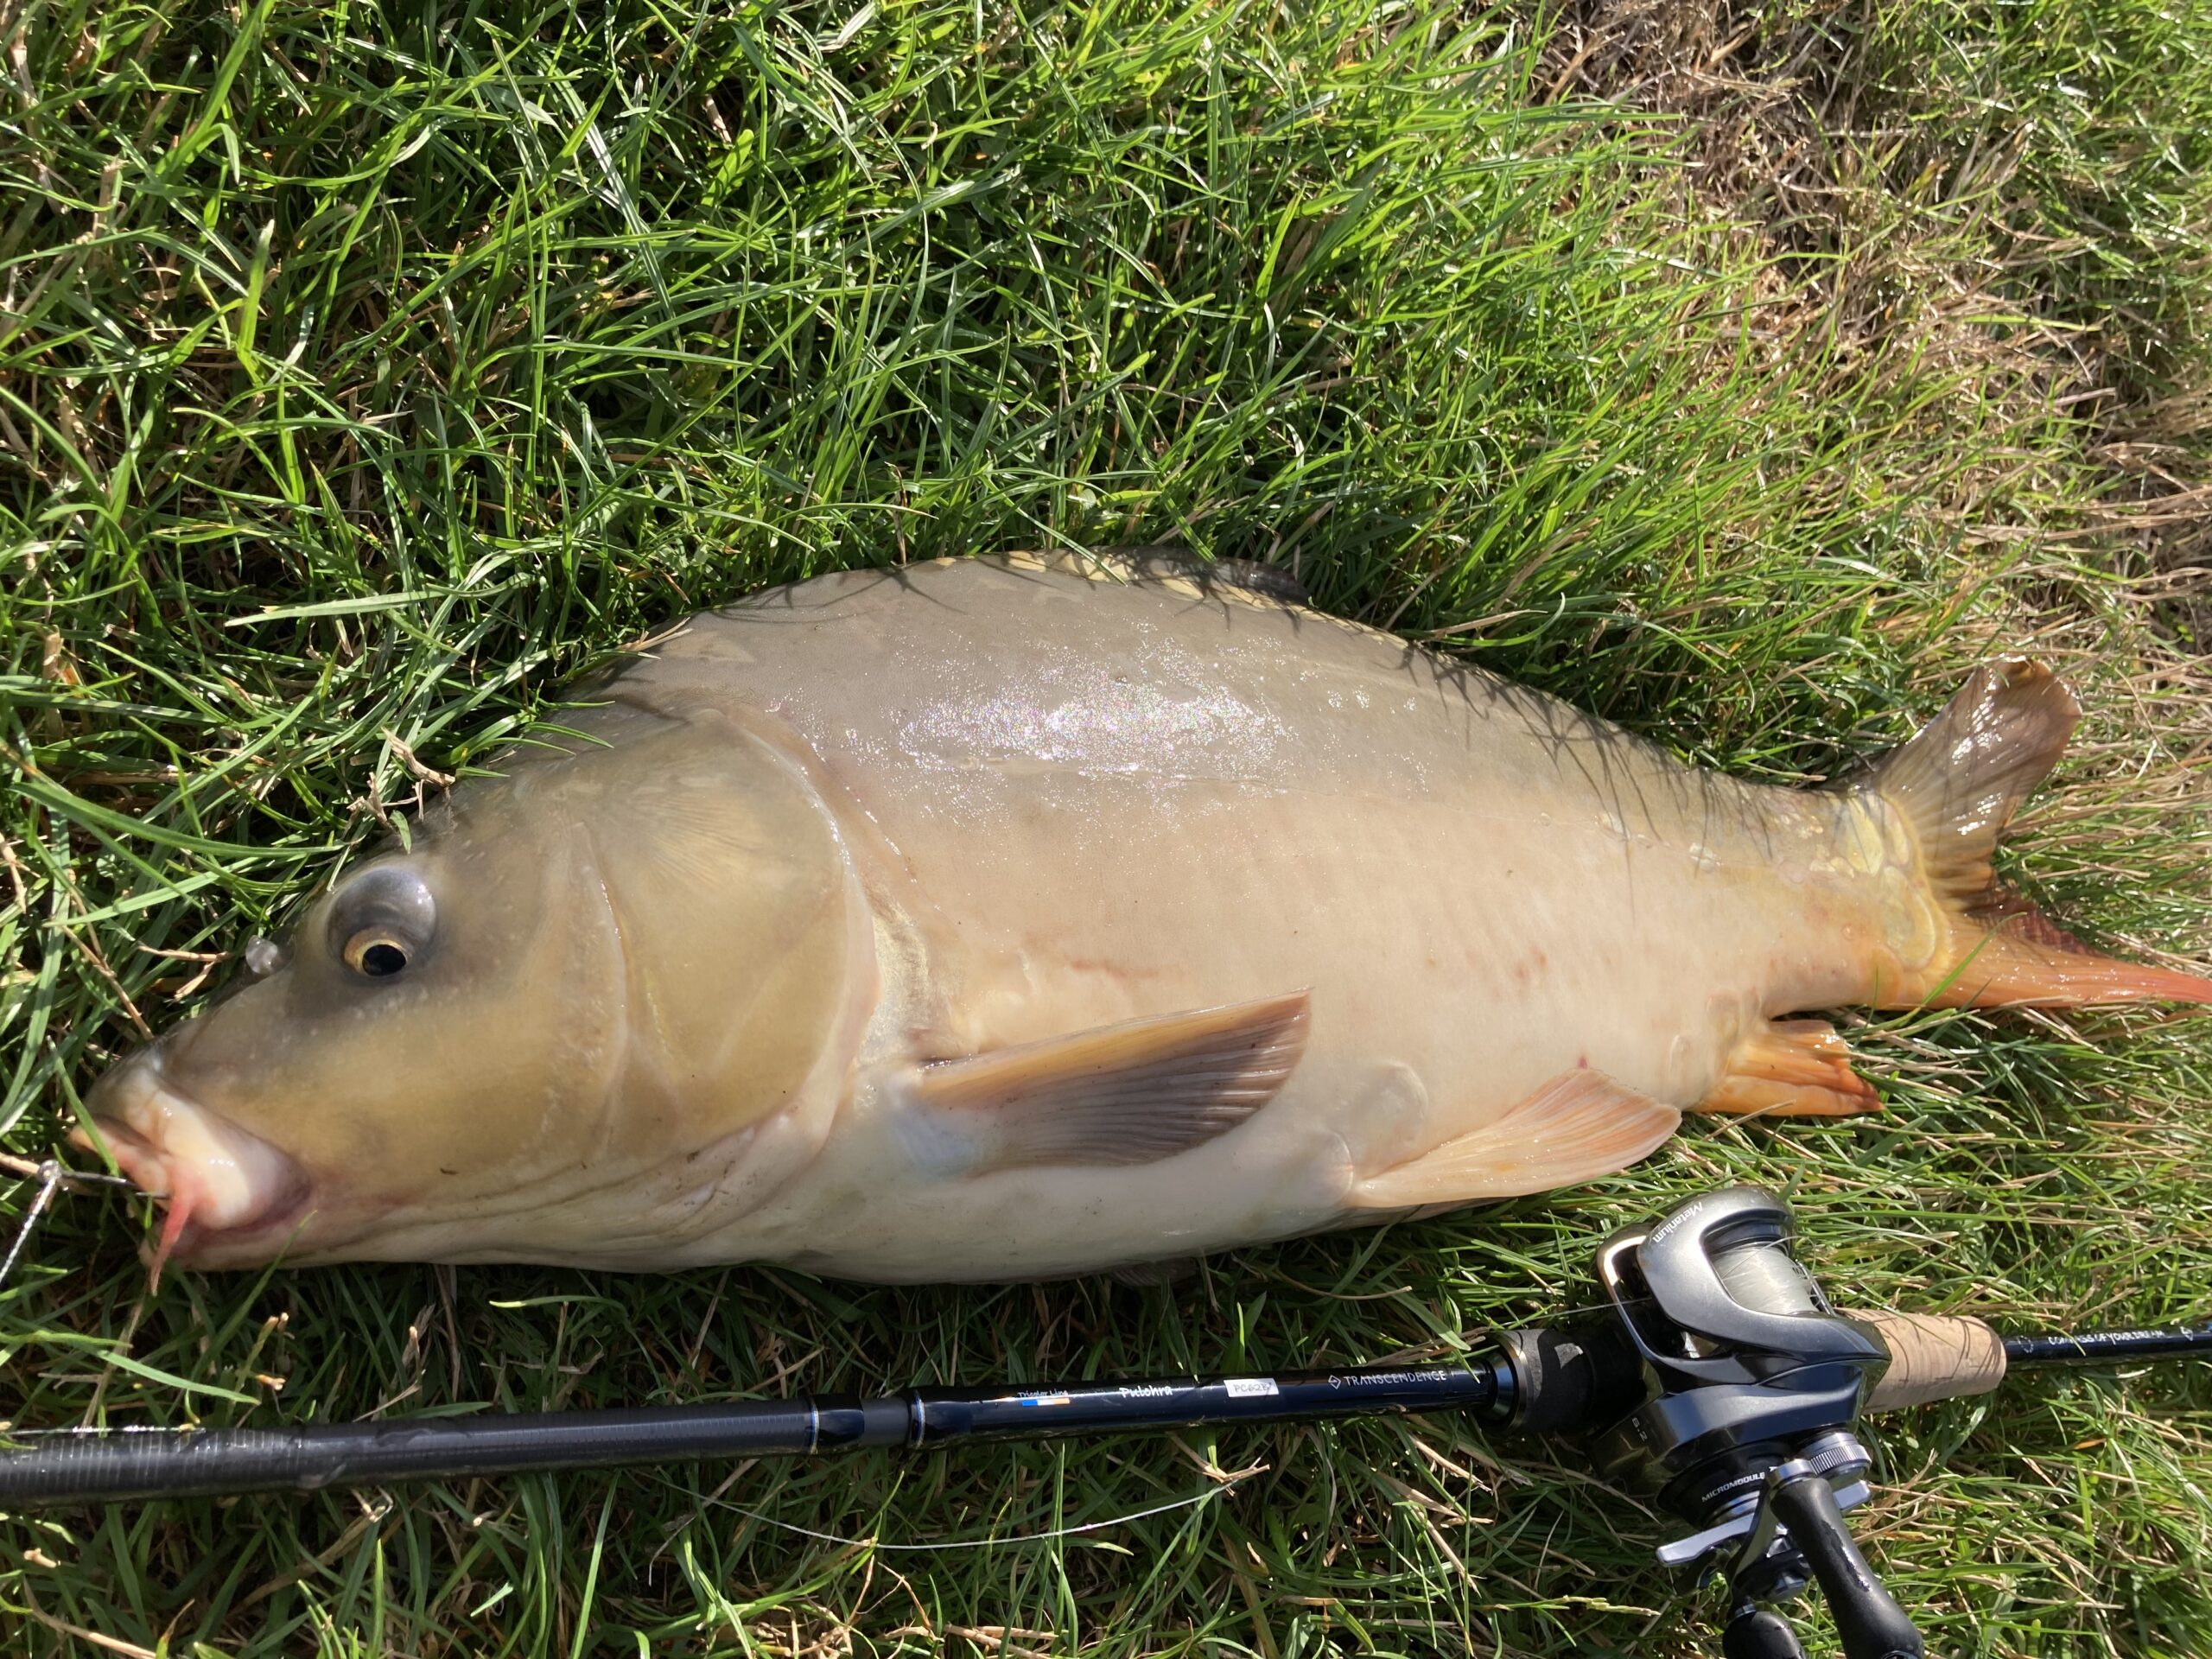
[1864,658,2212,1009]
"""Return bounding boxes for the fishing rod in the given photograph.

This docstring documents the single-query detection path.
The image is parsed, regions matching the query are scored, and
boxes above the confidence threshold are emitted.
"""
[5,1188,2209,1659]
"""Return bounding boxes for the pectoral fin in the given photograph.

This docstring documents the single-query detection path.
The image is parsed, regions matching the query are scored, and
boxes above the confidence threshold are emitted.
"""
[902,992,1310,1174]
[1351,1068,1679,1208]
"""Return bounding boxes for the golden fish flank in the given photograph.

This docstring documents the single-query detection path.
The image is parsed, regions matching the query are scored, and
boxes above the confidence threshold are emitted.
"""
[80,553,2212,1281]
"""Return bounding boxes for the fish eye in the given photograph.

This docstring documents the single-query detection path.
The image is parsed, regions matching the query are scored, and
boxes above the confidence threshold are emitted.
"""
[326,863,436,981]
[344,932,411,977]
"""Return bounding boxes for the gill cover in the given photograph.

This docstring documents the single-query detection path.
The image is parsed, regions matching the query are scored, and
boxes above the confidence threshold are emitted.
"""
[555,700,865,1135]
[90,698,866,1265]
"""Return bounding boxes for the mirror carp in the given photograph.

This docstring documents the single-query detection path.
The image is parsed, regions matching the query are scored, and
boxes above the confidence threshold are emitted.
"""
[81,554,2212,1279]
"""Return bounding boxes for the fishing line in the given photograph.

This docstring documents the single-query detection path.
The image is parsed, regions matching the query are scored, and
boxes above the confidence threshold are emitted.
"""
[0,1163,62,1293]
[702,1479,1245,1553]
[0,1155,145,1297]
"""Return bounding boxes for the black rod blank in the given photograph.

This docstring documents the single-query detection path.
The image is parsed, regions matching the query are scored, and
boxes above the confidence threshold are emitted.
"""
[0,1361,1499,1508]
[8,1314,2210,1511]
[2002,1325,2212,1368]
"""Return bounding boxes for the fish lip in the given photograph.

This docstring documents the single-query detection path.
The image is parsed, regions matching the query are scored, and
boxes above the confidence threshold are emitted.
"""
[74,1058,312,1269]
[152,1184,315,1268]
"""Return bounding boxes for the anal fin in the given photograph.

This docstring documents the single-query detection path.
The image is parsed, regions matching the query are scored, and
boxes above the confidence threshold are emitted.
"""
[903,992,1310,1174]
[1694,1019,1878,1118]
[1351,1068,1679,1208]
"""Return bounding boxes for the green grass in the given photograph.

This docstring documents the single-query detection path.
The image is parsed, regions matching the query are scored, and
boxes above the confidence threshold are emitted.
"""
[4,0,2211,1654]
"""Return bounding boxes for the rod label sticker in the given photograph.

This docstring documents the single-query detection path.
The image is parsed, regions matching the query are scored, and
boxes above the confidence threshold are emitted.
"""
[1224,1377,1279,1398]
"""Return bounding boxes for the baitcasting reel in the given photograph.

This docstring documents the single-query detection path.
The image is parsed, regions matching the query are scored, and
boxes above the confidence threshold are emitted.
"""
[1504,1188,1923,1659]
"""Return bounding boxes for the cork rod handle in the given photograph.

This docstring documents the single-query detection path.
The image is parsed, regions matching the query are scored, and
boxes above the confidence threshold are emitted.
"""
[1855,1311,2007,1412]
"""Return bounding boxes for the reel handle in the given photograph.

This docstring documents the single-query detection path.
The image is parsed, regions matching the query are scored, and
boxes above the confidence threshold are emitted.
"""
[1765,1474,1923,1659]
[1722,1606,1808,1659]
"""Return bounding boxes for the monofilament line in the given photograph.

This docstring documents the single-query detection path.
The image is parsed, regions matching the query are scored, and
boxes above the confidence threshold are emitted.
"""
[704,1482,1241,1552]
[0,1156,153,1297]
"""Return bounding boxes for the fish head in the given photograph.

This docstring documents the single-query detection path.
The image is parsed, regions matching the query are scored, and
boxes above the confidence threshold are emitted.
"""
[81,706,870,1270]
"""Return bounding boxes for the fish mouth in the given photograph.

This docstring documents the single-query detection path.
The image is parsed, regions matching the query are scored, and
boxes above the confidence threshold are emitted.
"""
[74,1059,310,1280]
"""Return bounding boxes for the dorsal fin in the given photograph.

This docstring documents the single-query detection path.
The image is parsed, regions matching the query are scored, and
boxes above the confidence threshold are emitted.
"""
[1084,546,1310,606]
